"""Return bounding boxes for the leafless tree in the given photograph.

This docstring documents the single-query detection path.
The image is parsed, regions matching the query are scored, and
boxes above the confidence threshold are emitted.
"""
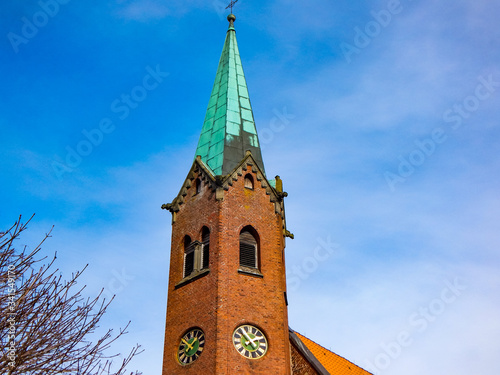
[0,215,143,375]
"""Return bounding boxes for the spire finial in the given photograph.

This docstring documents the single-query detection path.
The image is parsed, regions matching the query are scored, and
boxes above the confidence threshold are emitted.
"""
[225,0,238,28]
[227,13,236,27]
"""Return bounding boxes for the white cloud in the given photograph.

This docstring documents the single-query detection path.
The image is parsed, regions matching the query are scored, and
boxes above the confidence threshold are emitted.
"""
[116,0,171,22]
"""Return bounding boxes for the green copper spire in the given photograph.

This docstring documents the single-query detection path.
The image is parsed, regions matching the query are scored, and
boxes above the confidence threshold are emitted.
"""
[195,14,265,176]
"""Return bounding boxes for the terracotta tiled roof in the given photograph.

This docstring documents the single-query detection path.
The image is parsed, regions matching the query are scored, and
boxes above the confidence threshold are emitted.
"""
[294,331,372,375]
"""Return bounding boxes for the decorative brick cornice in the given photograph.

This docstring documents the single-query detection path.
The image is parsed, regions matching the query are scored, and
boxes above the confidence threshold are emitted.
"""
[162,152,286,220]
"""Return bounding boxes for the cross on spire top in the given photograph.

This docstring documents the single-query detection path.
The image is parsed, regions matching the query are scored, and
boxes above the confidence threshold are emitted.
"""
[225,0,239,14]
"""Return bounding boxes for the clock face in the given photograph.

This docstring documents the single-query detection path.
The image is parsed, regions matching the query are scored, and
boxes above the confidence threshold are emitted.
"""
[177,328,205,365]
[232,324,268,359]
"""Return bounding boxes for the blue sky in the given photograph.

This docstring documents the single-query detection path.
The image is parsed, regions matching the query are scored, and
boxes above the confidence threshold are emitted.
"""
[1,0,499,374]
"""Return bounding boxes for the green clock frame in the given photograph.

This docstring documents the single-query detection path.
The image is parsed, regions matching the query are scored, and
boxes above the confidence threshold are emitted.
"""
[232,324,268,359]
[177,328,205,365]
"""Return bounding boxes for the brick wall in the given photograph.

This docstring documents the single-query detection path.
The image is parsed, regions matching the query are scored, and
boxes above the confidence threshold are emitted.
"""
[291,342,320,375]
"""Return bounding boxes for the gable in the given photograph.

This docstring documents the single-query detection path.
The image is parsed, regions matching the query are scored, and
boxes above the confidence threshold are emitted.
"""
[162,153,286,221]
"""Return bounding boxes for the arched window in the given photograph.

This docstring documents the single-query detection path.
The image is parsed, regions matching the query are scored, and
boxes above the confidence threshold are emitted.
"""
[244,174,254,190]
[195,179,202,194]
[183,236,195,278]
[201,227,210,269]
[239,227,258,269]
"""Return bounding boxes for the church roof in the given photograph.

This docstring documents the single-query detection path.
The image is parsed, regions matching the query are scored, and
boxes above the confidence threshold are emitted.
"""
[194,14,265,176]
[291,329,372,375]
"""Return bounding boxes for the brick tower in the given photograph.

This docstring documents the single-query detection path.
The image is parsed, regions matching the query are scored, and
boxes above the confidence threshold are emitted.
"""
[161,13,292,375]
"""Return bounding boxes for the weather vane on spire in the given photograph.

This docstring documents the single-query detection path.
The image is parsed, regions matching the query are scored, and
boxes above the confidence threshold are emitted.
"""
[225,0,239,14]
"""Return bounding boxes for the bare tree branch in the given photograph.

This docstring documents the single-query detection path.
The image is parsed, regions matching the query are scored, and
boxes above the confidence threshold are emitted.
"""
[0,215,143,375]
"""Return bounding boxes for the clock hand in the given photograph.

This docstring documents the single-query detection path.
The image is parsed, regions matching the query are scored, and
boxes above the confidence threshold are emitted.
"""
[241,330,258,349]
[182,338,194,351]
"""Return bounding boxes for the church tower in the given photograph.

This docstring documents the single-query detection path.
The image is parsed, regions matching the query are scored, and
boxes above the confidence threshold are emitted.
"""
[161,14,291,375]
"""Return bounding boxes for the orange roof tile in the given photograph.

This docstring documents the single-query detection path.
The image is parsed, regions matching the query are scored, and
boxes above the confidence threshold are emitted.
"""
[294,331,372,375]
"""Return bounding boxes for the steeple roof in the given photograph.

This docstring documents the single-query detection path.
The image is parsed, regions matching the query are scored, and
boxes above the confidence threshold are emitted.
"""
[194,14,265,176]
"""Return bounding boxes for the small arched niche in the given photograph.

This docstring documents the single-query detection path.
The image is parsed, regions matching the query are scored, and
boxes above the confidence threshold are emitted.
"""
[195,179,202,194]
[244,174,254,190]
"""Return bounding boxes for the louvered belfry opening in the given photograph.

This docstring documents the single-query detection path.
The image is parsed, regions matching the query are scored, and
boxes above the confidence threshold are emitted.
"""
[201,227,210,269]
[239,227,258,269]
[183,236,195,278]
